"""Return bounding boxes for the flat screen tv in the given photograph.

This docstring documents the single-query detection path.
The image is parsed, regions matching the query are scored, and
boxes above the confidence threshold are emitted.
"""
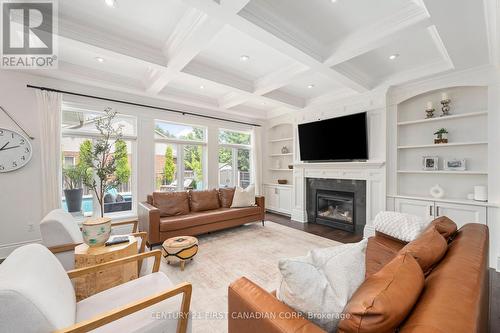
[298,112,368,162]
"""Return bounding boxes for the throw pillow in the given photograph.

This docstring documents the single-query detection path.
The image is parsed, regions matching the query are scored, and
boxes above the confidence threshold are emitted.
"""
[373,211,429,242]
[152,191,190,217]
[230,185,256,208]
[338,253,425,333]
[428,216,458,241]
[219,187,236,208]
[400,225,448,275]
[276,239,368,332]
[189,189,220,212]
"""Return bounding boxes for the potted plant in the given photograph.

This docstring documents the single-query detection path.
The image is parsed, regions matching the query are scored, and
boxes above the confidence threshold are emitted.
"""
[63,165,85,213]
[81,108,126,218]
[434,128,449,144]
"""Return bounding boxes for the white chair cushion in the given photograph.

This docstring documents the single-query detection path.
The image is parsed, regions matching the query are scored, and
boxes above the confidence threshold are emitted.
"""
[0,244,76,332]
[77,272,191,333]
[40,209,83,247]
[373,211,429,242]
[277,239,368,332]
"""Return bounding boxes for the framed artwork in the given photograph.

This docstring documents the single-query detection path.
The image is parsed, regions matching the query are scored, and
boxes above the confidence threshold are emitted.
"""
[423,156,439,171]
[444,159,466,171]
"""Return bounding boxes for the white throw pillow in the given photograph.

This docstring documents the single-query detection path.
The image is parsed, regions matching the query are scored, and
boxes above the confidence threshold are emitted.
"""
[230,185,256,208]
[373,211,429,242]
[276,239,368,332]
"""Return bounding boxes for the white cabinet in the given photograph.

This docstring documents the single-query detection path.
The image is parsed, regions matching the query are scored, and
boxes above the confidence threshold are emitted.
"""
[263,184,292,215]
[394,198,487,227]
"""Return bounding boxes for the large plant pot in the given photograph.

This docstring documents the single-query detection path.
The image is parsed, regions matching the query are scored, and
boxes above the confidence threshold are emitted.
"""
[64,188,83,213]
[82,217,112,247]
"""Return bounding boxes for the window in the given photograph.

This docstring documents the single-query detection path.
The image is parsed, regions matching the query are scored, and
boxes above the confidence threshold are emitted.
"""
[154,121,206,191]
[61,107,136,218]
[218,129,251,188]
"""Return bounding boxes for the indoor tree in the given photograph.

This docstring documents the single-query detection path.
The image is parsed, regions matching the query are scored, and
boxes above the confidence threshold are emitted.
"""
[114,139,131,190]
[80,108,125,217]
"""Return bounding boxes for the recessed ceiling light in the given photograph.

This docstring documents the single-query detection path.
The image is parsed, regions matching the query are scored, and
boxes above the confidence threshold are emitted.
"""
[95,57,105,63]
[240,55,250,62]
[199,85,205,90]
[330,0,338,3]
[307,84,315,89]
[104,0,116,8]
[389,53,399,60]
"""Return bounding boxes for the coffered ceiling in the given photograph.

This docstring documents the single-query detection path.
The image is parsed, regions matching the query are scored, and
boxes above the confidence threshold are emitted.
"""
[20,0,499,120]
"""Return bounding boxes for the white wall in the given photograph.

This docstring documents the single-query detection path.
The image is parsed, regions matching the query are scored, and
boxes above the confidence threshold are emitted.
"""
[0,71,261,258]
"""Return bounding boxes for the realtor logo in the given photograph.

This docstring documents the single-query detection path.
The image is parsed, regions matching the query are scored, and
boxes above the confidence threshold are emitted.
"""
[1,0,58,68]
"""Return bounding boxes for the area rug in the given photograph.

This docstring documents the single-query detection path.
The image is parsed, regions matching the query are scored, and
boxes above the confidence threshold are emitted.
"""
[144,222,341,333]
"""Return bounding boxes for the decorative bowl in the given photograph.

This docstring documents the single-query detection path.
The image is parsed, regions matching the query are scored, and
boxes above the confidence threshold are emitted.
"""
[277,179,288,185]
[288,165,293,169]
[82,217,112,247]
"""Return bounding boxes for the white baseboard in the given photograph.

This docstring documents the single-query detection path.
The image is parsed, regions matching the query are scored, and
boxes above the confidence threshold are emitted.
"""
[291,209,307,223]
[0,238,42,259]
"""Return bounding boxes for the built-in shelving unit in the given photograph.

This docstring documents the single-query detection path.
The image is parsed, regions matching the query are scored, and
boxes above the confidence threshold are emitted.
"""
[395,86,488,201]
[269,137,293,143]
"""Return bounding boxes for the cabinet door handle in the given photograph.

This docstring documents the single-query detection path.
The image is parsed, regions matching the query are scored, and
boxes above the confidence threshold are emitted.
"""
[436,206,440,216]
[429,205,433,216]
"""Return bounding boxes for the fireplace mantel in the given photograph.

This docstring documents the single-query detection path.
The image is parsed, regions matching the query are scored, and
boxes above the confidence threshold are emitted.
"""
[291,160,386,238]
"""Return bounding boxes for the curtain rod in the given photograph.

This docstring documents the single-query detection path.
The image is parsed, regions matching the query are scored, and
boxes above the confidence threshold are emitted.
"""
[26,84,261,127]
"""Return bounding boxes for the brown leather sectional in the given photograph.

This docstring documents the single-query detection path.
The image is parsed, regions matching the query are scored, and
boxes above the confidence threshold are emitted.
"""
[138,188,265,247]
[228,219,489,333]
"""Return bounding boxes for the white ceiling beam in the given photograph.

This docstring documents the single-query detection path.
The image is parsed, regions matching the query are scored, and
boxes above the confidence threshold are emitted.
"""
[144,8,225,94]
[323,5,432,67]
[184,0,371,93]
[219,92,251,109]
[253,63,310,96]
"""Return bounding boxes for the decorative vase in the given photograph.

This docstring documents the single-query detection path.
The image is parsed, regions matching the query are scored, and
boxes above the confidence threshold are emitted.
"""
[430,184,445,199]
[64,188,83,213]
[281,146,289,154]
[82,217,112,247]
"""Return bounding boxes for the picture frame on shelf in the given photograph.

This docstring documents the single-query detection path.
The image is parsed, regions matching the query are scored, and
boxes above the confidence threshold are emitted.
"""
[443,159,466,171]
[422,156,439,171]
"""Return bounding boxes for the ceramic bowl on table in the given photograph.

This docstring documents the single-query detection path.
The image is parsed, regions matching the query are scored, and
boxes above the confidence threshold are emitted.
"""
[82,217,112,247]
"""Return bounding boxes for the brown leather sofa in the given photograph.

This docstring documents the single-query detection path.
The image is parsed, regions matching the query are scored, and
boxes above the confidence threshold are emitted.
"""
[138,188,265,248]
[228,221,489,333]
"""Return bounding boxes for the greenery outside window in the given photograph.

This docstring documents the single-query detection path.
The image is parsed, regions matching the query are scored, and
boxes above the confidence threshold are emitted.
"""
[154,121,206,191]
[218,129,251,188]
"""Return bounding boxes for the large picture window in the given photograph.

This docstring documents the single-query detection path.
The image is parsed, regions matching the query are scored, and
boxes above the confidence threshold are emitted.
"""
[218,129,251,188]
[154,121,206,191]
[61,107,136,218]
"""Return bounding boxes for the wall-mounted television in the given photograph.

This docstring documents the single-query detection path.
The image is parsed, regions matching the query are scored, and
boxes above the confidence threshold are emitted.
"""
[298,112,368,162]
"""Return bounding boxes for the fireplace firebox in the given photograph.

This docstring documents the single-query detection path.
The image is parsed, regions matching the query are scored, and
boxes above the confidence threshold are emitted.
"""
[306,178,366,233]
[316,190,355,231]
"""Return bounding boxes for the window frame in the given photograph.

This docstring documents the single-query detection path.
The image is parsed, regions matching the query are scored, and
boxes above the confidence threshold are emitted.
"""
[61,108,138,220]
[154,120,208,191]
[218,128,252,188]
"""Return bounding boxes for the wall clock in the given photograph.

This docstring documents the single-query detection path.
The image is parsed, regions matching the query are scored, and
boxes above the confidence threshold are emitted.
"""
[0,128,33,173]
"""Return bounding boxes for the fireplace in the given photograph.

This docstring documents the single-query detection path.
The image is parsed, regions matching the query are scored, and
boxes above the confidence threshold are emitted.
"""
[316,190,355,231]
[306,178,366,233]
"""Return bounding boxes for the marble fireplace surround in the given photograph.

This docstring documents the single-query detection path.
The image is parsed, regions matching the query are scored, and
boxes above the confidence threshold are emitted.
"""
[291,161,386,237]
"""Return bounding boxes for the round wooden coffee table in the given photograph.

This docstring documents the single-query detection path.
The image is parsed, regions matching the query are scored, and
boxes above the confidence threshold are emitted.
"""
[162,236,198,271]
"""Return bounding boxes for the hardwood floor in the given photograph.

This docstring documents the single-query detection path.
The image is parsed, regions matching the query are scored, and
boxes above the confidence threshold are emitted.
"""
[266,212,500,333]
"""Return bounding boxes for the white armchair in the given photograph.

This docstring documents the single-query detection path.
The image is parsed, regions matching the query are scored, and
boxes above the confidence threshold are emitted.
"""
[0,244,192,333]
[40,209,146,271]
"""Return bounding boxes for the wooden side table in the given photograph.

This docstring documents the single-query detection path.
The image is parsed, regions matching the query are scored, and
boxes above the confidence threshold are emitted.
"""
[74,236,138,301]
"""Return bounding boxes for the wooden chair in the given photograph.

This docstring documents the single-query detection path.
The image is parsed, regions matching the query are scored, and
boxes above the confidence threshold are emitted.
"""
[0,244,191,333]
[40,209,146,272]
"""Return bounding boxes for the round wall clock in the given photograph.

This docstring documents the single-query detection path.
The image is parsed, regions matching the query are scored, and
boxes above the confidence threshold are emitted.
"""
[0,128,33,173]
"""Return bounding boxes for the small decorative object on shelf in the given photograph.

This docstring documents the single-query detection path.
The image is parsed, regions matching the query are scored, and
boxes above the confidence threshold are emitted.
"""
[434,128,448,144]
[443,158,466,171]
[440,92,451,117]
[430,184,445,198]
[474,185,488,202]
[281,146,289,154]
[288,164,293,169]
[277,179,288,185]
[275,159,282,169]
[425,101,435,119]
[423,156,439,170]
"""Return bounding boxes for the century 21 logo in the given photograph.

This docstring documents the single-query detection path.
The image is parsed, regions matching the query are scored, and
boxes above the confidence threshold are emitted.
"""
[2,2,53,55]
